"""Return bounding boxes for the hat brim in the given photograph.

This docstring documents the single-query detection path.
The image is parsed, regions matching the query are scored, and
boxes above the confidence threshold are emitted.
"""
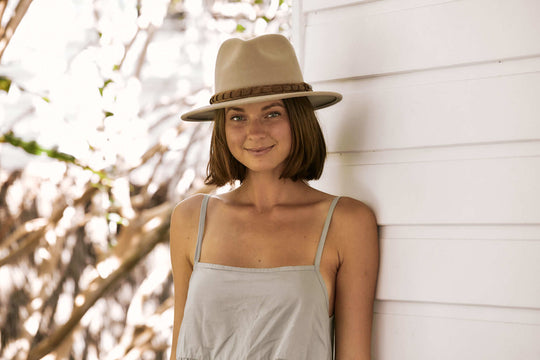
[181,91,342,121]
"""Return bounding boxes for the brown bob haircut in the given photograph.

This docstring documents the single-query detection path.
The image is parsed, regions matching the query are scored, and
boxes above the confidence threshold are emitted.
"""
[205,97,326,186]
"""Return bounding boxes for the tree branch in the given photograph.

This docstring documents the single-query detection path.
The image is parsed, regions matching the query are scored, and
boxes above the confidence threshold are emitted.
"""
[0,0,34,62]
[0,186,98,267]
[134,25,155,79]
[0,0,8,27]
[26,202,174,360]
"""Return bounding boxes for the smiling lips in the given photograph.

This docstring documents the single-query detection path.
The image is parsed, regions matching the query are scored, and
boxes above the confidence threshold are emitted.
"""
[245,145,275,155]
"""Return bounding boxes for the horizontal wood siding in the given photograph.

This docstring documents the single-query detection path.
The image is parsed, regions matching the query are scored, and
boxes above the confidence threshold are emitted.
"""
[303,0,540,81]
[294,0,540,358]
[373,310,540,360]
[319,151,540,224]
[318,58,540,151]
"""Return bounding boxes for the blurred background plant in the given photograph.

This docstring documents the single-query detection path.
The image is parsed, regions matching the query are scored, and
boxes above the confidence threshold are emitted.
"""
[0,0,291,359]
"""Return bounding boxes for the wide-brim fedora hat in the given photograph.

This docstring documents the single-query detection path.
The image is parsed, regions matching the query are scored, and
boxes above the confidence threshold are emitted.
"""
[181,34,342,121]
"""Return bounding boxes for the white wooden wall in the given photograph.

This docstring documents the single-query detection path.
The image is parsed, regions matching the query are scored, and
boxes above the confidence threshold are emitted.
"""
[293,0,540,358]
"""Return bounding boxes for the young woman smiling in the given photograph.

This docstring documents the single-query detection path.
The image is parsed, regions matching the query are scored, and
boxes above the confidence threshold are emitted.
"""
[170,34,379,360]
[224,101,292,177]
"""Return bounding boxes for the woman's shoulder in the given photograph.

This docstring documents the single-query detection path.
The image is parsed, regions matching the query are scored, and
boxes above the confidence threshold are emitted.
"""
[333,196,377,236]
[307,188,376,230]
[326,196,378,269]
[314,188,375,219]
[173,192,209,210]
[336,196,375,217]
[170,194,210,258]
[171,193,209,225]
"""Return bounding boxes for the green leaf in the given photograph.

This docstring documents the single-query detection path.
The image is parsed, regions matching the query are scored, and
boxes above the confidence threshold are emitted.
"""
[99,79,113,96]
[48,149,76,163]
[235,24,246,33]
[0,76,12,92]
[279,0,284,5]
[104,111,114,117]
[254,0,263,4]
[24,140,42,155]
[113,64,120,71]
[1,131,108,179]
[0,131,72,162]
[262,15,270,23]
[42,96,50,103]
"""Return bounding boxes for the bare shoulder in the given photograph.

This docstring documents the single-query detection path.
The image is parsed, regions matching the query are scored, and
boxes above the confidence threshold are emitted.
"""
[335,196,377,228]
[171,193,207,224]
[331,197,378,255]
[170,194,208,261]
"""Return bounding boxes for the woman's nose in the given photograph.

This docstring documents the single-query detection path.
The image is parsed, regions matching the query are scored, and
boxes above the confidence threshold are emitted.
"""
[247,118,265,137]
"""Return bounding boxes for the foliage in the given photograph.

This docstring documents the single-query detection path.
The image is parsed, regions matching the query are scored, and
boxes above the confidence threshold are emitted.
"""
[0,0,291,359]
[0,76,11,92]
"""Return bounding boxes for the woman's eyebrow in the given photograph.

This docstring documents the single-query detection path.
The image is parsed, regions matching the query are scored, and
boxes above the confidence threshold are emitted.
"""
[261,102,285,111]
[226,103,284,114]
[225,106,244,114]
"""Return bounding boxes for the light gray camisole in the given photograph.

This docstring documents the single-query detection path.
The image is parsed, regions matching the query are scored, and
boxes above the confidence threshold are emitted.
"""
[176,195,340,360]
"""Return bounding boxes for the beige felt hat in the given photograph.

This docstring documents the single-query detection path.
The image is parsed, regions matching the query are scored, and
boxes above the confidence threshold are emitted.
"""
[181,34,342,121]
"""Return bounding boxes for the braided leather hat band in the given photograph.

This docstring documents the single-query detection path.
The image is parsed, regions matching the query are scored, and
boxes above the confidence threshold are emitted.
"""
[209,82,313,105]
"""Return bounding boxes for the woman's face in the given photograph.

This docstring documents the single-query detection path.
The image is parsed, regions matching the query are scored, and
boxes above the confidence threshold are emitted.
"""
[224,99,292,177]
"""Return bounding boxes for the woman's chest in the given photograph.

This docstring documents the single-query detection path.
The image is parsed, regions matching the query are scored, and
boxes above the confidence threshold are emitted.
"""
[200,211,325,267]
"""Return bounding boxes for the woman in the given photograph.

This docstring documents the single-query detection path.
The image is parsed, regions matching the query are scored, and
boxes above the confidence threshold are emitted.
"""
[170,34,378,360]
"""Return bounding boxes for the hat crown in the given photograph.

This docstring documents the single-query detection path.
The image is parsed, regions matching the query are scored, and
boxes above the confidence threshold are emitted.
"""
[180,34,341,121]
[214,34,304,93]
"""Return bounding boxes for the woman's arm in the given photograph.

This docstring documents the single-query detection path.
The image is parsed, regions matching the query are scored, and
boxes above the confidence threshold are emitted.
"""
[334,198,379,360]
[169,195,204,360]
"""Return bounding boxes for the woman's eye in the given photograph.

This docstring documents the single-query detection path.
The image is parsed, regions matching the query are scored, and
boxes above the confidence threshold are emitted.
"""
[266,111,281,118]
[230,115,244,122]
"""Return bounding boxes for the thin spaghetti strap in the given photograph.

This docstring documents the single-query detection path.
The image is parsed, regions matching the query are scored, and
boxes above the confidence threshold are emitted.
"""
[194,194,210,263]
[315,196,340,268]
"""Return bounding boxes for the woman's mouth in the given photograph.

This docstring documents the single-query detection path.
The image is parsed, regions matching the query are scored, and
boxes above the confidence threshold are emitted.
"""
[246,145,274,155]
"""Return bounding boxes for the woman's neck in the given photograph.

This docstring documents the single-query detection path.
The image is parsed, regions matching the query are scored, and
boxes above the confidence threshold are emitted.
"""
[233,173,312,213]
